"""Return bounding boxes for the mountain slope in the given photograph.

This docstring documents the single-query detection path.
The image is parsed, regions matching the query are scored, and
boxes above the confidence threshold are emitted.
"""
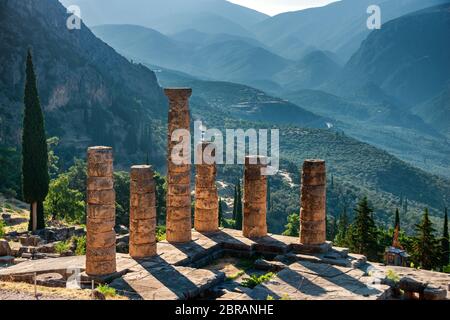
[92,24,291,88]
[0,0,167,167]
[60,0,267,34]
[155,67,326,128]
[274,50,341,91]
[333,3,450,106]
[252,0,448,61]
[414,86,450,138]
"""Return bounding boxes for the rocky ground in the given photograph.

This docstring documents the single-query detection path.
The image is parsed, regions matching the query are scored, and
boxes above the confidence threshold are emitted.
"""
[1,229,449,300]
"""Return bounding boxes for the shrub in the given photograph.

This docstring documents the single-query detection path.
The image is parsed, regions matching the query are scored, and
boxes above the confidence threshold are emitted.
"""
[156,226,166,242]
[54,241,71,254]
[73,235,86,256]
[222,219,236,229]
[386,269,400,283]
[226,270,245,281]
[96,284,116,297]
[241,272,274,289]
[0,220,5,237]
[443,265,450,273]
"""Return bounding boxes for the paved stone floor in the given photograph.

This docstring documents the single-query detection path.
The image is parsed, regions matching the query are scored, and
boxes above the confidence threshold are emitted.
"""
[1,228,449,300]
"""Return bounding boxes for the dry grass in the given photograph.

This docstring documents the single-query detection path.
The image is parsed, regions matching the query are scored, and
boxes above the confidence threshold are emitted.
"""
[0,281,128,300]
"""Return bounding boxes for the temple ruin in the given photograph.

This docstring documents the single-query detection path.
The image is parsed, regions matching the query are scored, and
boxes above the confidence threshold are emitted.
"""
[86,146,117,276]
[81,88,333,277]
[1,86,448,301]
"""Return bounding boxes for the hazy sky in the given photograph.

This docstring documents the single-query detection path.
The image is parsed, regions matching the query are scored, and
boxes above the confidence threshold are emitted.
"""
[227,0,339,16]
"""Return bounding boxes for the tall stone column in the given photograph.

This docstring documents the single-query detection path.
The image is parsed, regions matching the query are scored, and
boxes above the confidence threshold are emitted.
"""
[300,160,326,245]
[86,147,116,276]
[194,142,218,233]
[165,88,192,243]
[243,156,268,238]
[129,165,157,259]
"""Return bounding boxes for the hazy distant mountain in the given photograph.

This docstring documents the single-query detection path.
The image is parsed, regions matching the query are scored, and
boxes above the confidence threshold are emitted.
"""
[92,25,192,71]
[190,40,290,82]
[252,0,448,61]
[334,3,450,106]
[60,0,267,35]
[284,88,450,178]
[0,0,166,166]
[274,50,341,91]
[170,29,268,49]
[92,24,291,88]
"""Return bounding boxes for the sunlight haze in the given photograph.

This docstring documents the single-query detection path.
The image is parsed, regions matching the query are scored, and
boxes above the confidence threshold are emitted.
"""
[226,0,340,16]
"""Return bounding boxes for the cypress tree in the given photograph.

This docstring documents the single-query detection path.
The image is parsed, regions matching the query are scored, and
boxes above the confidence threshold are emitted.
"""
[335,208,349,247]
[22,50,49,231]
[441,207,449,268]
[235,180,243,230]
[232,184,237,220]
[349,196,379,260]
[394,208,400,231]
[218,198,223,227]
[413,208,439,270]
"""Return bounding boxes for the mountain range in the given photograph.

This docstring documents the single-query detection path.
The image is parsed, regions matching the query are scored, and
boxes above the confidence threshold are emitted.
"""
[59,0,267,35]
[0,0,449,233]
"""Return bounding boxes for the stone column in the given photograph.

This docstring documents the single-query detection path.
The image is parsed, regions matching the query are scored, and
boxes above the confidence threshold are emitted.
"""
[86,147,116,276]
[194,142,218,233]
[165,88,192,243]
[300,160,326,245]
[243,156,268,238]
[129,165,157,259]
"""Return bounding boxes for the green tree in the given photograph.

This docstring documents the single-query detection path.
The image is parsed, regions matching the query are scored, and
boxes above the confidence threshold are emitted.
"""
[283,213,299,237]
[232,184,237,220]
[348,197,379,260]
[334,208,350,247]
[218,198,224,227]
[44,174,85,223]
[441,208,449,268]
[114,171,130,227]
[394,208,400,231]
[47,137,60,179]
[22,50,49,231]
[235,180,243,230]
[154,172,167,225]
[0,147,21,198]
[413,208,439,270]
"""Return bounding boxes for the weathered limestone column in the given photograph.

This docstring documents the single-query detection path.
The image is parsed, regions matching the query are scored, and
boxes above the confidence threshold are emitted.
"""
[194,142,218,233]
[300,160,326,245]
[86,147,116,276]
[243,156,268,238]
[165,88,192,243]
[129,165,157,259]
